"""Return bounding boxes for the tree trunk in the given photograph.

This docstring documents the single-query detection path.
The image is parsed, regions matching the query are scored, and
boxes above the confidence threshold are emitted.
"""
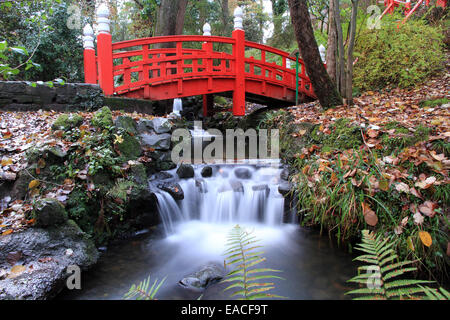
[326,0,337,83]
[219,0,231,35]
[154,0,188,40]
[288,0,342,109]
[333,0,346,96]
[154,0,189,113]
[345,0,358,104]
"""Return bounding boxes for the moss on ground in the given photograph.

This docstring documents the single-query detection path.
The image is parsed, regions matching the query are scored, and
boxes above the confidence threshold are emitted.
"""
[92,106,113,128]
[419,97,449,108]
[52,113,83,131]
[312,118,362,151]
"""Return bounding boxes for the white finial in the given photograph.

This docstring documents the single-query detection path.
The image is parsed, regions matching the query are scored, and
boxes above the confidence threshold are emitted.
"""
[83,24,94,49]
[203,23,211,36]
[234,7,243,30]
[319,44,326,62]
[96,3,110,34]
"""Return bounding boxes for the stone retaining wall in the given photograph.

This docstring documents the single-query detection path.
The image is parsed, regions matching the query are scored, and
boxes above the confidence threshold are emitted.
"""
[0,81,202,116]
[0,81,104,111]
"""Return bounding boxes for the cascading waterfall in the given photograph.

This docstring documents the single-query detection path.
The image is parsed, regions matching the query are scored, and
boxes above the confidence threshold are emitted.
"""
[155,191,185,235]
[153,163,288,235]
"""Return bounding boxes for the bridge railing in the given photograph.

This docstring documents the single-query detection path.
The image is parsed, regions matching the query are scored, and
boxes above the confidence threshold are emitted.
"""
[110,35,237,97]
[244,41,314,98]
[83,5,315,116]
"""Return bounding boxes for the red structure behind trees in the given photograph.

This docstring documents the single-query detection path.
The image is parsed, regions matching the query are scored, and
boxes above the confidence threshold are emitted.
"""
[83,5,316,116]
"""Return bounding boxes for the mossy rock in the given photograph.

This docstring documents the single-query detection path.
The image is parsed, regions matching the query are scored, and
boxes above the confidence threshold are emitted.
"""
[115,116,138,135]
[92,170,115,193]
[33,198,68,228]
[117,133,141,161]
[158,161,177,171]
[26,145,67,166]
[92,106,113,128]
[130,162,147,184]
[52,113,83,131]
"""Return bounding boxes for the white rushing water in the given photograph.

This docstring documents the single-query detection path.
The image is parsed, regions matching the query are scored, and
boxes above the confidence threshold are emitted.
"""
[154,163,287,236]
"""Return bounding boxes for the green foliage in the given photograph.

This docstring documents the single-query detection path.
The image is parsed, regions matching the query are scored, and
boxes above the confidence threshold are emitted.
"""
[124,275,166,300]
[419,285,450,300]
[92,107,114,129]
[347,230,435,299]
[0,0,87,82]
[353,14,445,91]
[107,179,136,202]
[221,225,285,300]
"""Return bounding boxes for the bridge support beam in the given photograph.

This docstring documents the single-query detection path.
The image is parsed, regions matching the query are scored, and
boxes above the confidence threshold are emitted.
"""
[203,94,214,117]
[232,7,246,116]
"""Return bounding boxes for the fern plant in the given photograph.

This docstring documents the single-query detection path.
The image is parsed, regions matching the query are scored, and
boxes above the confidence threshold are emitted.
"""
[123,275,166,300]
[221,225,285,300]
[418,285,450,300]
[346,230,435,300]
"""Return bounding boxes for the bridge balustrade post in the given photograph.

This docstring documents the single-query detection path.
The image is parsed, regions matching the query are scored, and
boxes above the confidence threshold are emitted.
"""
[232,7,246,116]
[96,4,114,96]
[83,24,97,84]
[202,23,214,117]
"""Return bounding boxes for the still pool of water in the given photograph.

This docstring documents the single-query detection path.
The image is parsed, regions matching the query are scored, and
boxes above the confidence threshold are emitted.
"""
[59,221,358,300]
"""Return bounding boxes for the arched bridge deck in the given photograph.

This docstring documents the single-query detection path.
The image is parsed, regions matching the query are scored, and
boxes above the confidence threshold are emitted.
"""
[83,6,317,116]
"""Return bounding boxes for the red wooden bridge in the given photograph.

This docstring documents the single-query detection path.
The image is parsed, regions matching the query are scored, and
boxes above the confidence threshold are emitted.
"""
[83,5,316,116]
[380,0,447,25]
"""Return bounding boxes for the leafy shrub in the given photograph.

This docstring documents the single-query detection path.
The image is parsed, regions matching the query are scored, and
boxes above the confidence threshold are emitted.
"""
[353,13,445,91]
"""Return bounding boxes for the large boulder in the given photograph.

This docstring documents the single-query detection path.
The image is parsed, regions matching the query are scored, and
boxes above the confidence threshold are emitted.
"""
[179,263,224,290]
[33,198,68,228]
[117,133,141,160]
[176,164,194,179]
[137,118,172,134]
[140,133,171,151]
[114,116,137,135]
[0,220,99,300]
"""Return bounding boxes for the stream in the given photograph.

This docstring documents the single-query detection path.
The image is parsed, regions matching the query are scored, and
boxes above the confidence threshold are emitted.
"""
[59,162,358,300]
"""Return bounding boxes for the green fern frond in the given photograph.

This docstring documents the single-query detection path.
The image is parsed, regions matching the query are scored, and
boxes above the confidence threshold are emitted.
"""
[346,230,444,300]
[123,275,166,300]
[221,225,286,300]
[418,286,450,300]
